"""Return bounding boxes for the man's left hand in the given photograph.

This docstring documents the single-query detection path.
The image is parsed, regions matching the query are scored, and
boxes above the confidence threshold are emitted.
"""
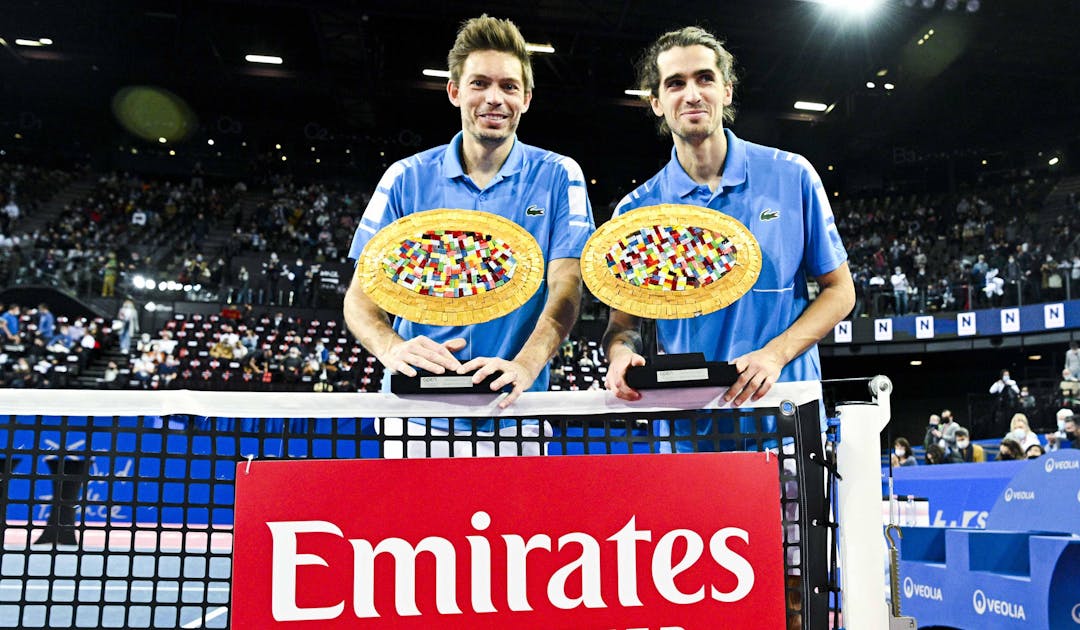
[458,357,537,409]
[723,348,786,406]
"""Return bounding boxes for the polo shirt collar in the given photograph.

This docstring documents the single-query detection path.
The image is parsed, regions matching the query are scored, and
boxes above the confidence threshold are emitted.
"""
[664,128,748,198]
[441,131,524,183]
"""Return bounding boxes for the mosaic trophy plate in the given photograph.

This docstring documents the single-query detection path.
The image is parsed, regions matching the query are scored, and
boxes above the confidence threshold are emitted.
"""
[581,204,762,389]
[357,208,545,394]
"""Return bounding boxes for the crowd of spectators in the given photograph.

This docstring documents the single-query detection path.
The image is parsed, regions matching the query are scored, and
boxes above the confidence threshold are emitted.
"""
[0,302,115,388]
[5,170,240,299]
[839,175,1080,318]
[122,309,379,393]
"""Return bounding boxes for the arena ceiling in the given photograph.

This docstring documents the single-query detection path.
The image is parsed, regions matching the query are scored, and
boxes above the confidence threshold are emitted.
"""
[2,0,1078,180]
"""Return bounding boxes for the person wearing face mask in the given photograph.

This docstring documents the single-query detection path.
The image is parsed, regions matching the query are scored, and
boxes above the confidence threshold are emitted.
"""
[995,438,1024,461]
[938,409,960,452]
[923,413,942,451]
[1003,413,1041,452]
[1047,409,1077,450]
[954,427,985,463]
[890,437,918,467]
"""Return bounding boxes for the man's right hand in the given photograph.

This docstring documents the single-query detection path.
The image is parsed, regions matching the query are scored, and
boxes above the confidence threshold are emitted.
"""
[604,345,646,401]
[378,336,465,377]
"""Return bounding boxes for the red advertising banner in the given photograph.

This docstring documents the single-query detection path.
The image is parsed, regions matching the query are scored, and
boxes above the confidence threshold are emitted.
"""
[231,453,785,629]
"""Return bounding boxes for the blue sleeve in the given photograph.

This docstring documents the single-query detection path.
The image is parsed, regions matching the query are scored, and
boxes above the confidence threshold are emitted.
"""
[548,156,595,260]
[800,159,848,278]
[348,161,408,261]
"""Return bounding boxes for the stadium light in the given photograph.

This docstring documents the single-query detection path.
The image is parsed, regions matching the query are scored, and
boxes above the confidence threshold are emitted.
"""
[1049,157,1060,166]
[624,89,650,97]
[133,275,146,289]
[245,54,283,65]
[146,279,157,290]
[910,360,923,366]
[866,81,876,89]
[797,0,884,14]
[422,69,451,78]
[884,83,895,90]
[794,101,828,112]
[525,43,555,54]
[14,39,45,47]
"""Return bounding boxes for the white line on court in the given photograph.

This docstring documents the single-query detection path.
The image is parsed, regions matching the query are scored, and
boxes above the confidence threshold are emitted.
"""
[182,605,229,628]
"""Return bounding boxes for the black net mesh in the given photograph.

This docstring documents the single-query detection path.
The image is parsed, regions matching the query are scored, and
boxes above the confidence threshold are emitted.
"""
[0,399,832,629]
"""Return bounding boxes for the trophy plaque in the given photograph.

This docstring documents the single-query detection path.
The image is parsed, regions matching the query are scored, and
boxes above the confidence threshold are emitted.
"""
[581,204,762,389]
[356,209,545,394]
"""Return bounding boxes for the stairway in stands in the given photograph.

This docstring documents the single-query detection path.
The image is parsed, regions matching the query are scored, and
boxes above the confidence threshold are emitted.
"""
[75,345,131,389]
[19,174,99,236]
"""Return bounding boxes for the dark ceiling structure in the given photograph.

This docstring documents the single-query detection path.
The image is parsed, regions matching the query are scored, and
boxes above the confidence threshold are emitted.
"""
[1,0,1078,192]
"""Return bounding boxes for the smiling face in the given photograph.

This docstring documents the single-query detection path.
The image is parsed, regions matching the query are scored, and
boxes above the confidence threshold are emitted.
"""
[448,50,532,149]
[650,45,732,143]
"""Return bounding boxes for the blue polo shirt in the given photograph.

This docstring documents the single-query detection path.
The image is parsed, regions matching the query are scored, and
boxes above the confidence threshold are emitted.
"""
[349,132,595,396]
[614,129,847,384]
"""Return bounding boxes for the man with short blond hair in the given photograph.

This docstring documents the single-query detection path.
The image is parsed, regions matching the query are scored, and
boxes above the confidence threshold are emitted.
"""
[344,15,595,455]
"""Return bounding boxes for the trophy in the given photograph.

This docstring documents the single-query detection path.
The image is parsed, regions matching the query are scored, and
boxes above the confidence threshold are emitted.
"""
[581,204,762,389]
[355,209,545,394]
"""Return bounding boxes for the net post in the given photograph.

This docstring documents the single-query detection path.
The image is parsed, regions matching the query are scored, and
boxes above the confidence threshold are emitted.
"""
[835,375,894,630]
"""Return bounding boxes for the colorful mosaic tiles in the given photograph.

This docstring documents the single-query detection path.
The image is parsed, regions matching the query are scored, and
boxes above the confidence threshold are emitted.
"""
[605,225,736,291]
[382,230,516,297]
[580,204,762,319]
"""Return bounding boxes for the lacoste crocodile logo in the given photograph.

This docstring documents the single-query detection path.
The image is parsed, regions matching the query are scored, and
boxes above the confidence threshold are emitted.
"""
[526,205,545,216]
[759,208,779,221]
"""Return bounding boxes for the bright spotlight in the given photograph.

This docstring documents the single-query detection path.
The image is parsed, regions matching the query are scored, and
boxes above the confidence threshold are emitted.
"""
[794,101,828,112]
[133,275,146,289]
[146,280,157,290]
[1049,157,1060,166]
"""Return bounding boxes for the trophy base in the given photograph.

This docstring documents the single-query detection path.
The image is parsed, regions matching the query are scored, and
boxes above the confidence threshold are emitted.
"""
[390,370,506,395]
[625,353,738,390]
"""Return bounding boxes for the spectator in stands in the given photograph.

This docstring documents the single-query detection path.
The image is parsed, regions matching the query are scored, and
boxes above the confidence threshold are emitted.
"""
[996,438,1024,461]
[891,438,918,467]
[46,324,75,353]
[236,265,252,304]
[938,409,960,452]
[133,351,156,388]
[344,15,593,418]
[36,303,54,342]
[116,298,139,354]
[209,335,236,359]
[954,428,985,463]
[240,329,259,355]
[924,444,947,465]
[989,369,1019,406]
[101,252,119,297]
[1066,340,1080,381]
[158,354,180,388]
[890,266,909,316]
[1,304,22,344]
[1061,368,1080,405]
[1025,443,1045,459]
[923,413,942,451]
[101,361,120,389]
[280,346,303,383]
[1017,385,1036,411]
[1005,413,1040,452]
[244,346,270,376]
[1047,410,1077,451]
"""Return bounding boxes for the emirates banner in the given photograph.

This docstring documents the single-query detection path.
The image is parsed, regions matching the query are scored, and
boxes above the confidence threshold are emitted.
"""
[232,453,785,629]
